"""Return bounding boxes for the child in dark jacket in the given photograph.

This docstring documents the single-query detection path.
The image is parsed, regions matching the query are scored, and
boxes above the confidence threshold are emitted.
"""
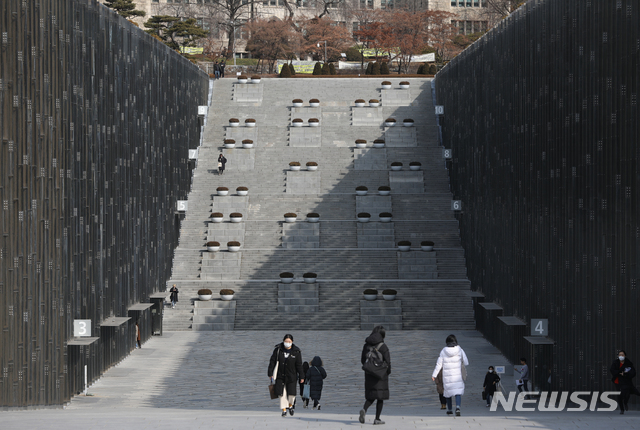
[305,356,327,410]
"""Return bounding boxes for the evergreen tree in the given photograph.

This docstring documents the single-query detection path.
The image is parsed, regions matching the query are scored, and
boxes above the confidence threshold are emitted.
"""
[417,64,425,75]
[365,62,373,75]
[280,63,292,77]
[380,62,389,75]
[329,63,336,75]
[321,63,330,75]
[371,62,381,75]
[313,62,323,75]
[288,63,296,76]
[104,0,146,19]
[144,16,208,51]
[428,64,437,75]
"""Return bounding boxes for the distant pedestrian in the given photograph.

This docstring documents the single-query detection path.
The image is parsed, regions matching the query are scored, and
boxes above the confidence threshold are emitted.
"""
[268,334,304,417]
[170,284,179,309]
[435,369,446,409]
[300,360,310,407]
[220,61,226,78]
[218,153,227,175]
[483,366,500,407]
[305,356,327,410]
[515,358,529,397]
[135,321,141,349]
[610,350,640,414]
[359,325,390,425]
[214,61,220,79]
[432,334,469,416]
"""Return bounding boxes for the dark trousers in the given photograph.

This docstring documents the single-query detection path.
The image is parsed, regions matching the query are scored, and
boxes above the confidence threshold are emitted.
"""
[617,384,632,410]
[439,393,446,405]
[517,380,529,395]
[363,399,383,420]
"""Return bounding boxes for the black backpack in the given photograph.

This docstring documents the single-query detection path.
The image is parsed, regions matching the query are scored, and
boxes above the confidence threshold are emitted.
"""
[362,342,388,379]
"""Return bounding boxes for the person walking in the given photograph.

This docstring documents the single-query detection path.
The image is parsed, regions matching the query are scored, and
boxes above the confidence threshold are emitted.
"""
[431,334,469,416]
[268,334,304,417]
[220,60,226,78]
[169,284,179,309]
[305,356,327,410]
[135,321,141,349]
[218,153,227,175]
[359,326,390,425]
[483,366,501,407]
[214,61,220,79]
[515,358,529,397]
[610,350,639,414]
[435,369,446,409]
[300,360,310,408]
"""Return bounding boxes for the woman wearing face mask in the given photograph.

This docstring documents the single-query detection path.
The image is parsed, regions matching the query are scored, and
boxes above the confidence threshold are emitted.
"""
[268,334,304,417]
[610,350,639,414]
[483,366,500,407]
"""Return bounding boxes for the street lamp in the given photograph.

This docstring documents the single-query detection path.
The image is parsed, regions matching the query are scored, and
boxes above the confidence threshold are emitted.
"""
[317,41,327,63]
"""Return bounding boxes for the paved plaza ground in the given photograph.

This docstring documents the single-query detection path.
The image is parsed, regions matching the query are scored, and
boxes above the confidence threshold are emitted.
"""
[2,331,638,429]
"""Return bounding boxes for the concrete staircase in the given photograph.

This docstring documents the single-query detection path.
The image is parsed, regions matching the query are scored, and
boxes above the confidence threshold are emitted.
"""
[166,78,474,331]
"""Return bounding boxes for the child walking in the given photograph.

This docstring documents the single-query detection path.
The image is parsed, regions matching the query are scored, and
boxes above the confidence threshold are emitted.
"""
[305,356,327,410]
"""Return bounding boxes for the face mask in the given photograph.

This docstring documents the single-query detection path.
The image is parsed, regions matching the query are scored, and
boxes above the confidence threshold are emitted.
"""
[489,370,493,373]
[619,356,625,361]
[284,342,292,348]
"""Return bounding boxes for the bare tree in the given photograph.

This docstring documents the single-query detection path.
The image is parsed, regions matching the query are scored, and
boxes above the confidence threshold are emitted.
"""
[482,0,530,19]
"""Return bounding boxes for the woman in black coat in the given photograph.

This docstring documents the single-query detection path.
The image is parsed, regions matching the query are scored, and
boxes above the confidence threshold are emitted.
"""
[482,366,501,407]
[610,350,640,414]
[169,284,179,309]
[268,334,304,417]
[218,153,227,175]
[359,326,391,425]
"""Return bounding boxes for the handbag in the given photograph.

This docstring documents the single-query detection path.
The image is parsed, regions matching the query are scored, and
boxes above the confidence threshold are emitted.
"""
[460,352,467,381]
[268,383,278,400]
[302,382,310,399]
[218,162,222,167]
[269,354,279,400]
[482,390,487,400]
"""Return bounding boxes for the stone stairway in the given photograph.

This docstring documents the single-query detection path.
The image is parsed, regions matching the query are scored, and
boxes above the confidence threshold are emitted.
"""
[166,78,474,331]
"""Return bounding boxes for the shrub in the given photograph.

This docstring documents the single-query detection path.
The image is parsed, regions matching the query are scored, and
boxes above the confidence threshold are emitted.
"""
[357,212,371,218]
[245,118,256,123]
[236,187,248,191]
[365,62,373,75]
[280,272,294,278]
[381,81,391,85]
[238,75,248,80]
[329,63,336,75]
[380,62,389,75]
[417,64,426,75]
[303,272,317,278]
[371,62,381,75]
[289,161,301,166]
[379,212,392,218]
[242,139,253,144]
[369,99,379,103]
[399,81,410,85]
[206,241,220,246]
[355,139,367,144]
[403,118,414,123]
[230,212,243,217]
[292,99,303,104]
[307,213,319,217]
[356,186,368,191]
[373,139,385,143]
[224,139,235,144]
[198,289,213,295]
[313,62,323,75]
[409,161,422,166]
[321,63,330,75]
[217,186,229,191]
[251,76,261,80]
[292,118,303,123]
[429,64,437,75]
[284,213,297,217]
[227,241,241,246]
[306,161,318,166]
[309,98,320,103]
[421,241,435,246]
[398,241,411,246]
[378,186,391,191]
[355,99,366,104]
[229,118,239,122]
[220,289,235,295]
[390,162,402,166]
[288,63,296,76]
[308,118,319,123]
[363,289,378,295]
[210,213,223,218]
[382,289,397,295]
[345,46,363,61]
[280,64,291,78]
[385,118,397,123]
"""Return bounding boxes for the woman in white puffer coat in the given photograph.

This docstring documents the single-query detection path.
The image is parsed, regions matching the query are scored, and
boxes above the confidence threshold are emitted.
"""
[431,334,469,416]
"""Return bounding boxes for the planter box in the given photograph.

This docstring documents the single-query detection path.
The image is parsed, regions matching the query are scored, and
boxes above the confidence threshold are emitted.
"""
[356,190,368,196]
[206,246,220,252]
[228,246,241,252]
[381,84,391,90]
[307,165,318,171]
[217,190,229,196]
[237,78,248,84]
[373,143,385,148]
[230,217,243,223]
[358,217,371,223]
[390,166,402,171]
[223,143,236,149]
[307,217,319,223]
[237,190,249,196]
[245,122,256,128]
[398,245,411,252]
[378,190,391,196]
[309,102,320,107]
[290,165,301,171]
[284,217,297,223]
[228,122,240,127]
[409,165,421,171]
[210,217,223,223]
[251,78,261,84]
[199,294,212,301]
[421,245,434,252]
[355,143,367,149]
[369,102,380,107]
[383,294,396,301]
[399,84,410,89]
[308,122,320,127]
[292,102,304,108]
[242,143,254,149]
[280,277,294,284]
[379,216,392,223]
[303,277,317,284]
[363,294,377,301]
[292,122,304,127]
[220,294,234,301]
[385,121,396,127]
[403,122,414,127]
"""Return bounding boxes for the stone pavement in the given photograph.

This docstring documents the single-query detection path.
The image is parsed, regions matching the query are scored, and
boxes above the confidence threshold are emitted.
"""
[2,330,638,429]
